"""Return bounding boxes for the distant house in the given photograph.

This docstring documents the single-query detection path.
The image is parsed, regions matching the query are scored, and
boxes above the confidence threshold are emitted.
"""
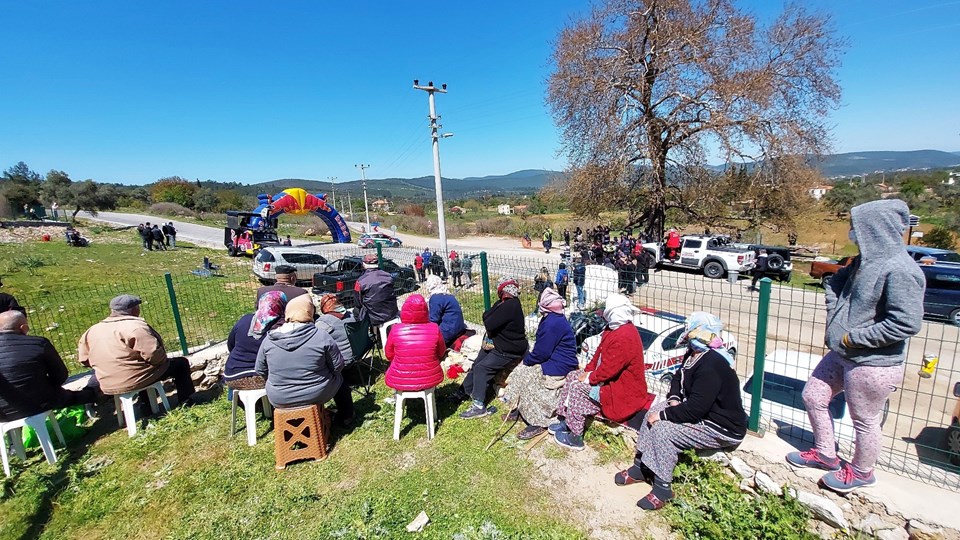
[809,185,833,200]
[945,171,959,185]
[513,204,529,215]
[371,199,391,212]
[450,206,467,215]
[497,204,513,215]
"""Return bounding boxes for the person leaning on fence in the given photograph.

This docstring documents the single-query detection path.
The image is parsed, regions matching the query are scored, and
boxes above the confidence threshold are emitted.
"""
[223,291,288,391]
[501,287,578,440]
[786,199,925,494]
[552,293,653,451]
[354,253,399,327]
[454,276,529,420]
[617,312,746,511]
[425,275,467,348]
[315,294,358,368]
[78,294,196,409]
[384,294,446,395]
[0,310,99,422]
[255,265,306,304]
[255,295,355,428]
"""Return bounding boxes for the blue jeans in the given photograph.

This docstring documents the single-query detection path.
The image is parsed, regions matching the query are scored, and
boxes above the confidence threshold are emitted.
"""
[576,284,586,307]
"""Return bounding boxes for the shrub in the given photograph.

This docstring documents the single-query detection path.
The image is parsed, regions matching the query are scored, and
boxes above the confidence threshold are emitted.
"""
[13,254,51,276]
[401,203,425,217]
[922,226,956,250]
[148,203,197,218]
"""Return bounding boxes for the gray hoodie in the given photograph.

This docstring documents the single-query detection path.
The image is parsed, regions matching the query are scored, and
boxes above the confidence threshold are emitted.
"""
[824,200,925,367]
[255,322,345,407]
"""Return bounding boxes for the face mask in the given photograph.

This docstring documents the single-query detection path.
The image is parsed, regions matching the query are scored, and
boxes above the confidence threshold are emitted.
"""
[848,229,858,245]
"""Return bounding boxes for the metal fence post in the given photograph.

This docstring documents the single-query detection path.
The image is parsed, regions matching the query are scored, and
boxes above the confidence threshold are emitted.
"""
[376,242,383,269]
[748,277,771,435]
[480,251,491,310]
[164,273,190,356]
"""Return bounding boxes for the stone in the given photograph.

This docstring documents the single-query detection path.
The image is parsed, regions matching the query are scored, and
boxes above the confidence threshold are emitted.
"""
[795,490,848,530]
[753,471,780,495]
[190,370,206,383]
[702,450,730,466]
[858,513,896,535]
[728,456,754,479]
[405,511,430,533]
[877,527,910,540]
[739,478,753,492]
[907,519,944,540]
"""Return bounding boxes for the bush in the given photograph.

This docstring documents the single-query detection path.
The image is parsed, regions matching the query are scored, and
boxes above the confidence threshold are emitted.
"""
[922,226,956,250]
[148,203,197,218]
[401,204,425,217]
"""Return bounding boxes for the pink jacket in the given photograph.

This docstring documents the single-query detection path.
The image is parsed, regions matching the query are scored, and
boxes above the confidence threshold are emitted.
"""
[385,294,446,392]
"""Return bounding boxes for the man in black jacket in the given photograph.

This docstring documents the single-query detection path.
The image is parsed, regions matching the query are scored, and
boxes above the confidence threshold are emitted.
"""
[0,311,98,421]
[151,225,167,251]
[748,249,768,291]
[354,254,399,326]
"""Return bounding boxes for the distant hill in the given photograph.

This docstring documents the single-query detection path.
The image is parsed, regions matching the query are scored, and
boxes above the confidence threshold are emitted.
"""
[815,150,960,177]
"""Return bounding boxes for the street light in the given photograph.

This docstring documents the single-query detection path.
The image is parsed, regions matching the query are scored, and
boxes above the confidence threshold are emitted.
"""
[413,79,450,255]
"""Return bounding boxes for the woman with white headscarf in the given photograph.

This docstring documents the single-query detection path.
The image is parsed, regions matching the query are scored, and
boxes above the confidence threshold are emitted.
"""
[615,311,746,511]
[500,287,578,439]
[552,294,654,451]
[425,275,467,348]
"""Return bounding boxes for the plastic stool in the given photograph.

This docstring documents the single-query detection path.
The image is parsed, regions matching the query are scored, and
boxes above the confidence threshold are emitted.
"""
[393,387,437,440]
[230,388,272,446]
[112,380,171,437]
[0,411,66,477]
[273,404,331,470]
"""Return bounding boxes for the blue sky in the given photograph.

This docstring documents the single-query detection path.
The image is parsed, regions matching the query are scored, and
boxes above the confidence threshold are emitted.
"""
[1,1,958,185]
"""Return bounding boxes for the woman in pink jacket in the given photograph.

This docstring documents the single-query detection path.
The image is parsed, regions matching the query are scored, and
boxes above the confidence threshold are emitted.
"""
[385,294,446,392]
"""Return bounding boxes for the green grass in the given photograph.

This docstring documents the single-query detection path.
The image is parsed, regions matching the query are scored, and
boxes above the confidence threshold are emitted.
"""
[0,381,587,539]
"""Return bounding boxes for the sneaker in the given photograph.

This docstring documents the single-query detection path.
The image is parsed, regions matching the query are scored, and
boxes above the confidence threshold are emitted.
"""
[554,430,585,451]
[786,450,841,471]
[459,404,493,420]
[548,419,569,434]
[820,464,876,494]
[517,425,547,440]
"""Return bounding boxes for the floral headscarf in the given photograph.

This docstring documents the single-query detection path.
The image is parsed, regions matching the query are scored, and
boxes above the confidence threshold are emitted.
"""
[678,311,733,366]
[248,291,288,339]
[497,275,520,299]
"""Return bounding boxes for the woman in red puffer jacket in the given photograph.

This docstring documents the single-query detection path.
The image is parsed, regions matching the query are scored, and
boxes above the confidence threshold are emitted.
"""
[385,294,446,392]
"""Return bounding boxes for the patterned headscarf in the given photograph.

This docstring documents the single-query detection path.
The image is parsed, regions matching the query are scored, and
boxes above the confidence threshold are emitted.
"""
[497,275,520,299]
[538,287,566,315]
[249,291,288,339]
[678,311,733,366]
[425,275,448,296]
[319,294,347,319]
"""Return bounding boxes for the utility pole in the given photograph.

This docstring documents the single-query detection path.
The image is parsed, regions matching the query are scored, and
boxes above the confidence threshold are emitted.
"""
[413,79,450,255]
[355,164,371,231]
[327,176,337,210]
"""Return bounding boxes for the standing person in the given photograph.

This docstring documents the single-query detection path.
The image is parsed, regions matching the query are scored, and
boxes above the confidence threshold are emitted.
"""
[138,224,152,251]
[455,277,528,419]
[167,222,177,248]
[50,201,59,221]
[617,254,635,295]
[354,253,400,327]
[786,200,924,494]
[425,275,467,348]
[636,249,654,287]
[151,225,166,251]
[748,249,768,291]
[555,262,569,301]
[563,228,571,246]
[414,253,425,283]
[422,248,433,276]
[78,294,195,406]
[543,227,553,254]
[224,291,288,391]
[572,256,586,309]
[450,253,463,288]
[462,254,474,288]
[665,228,681,261]
[501,287,578,439]
[161,222,172,247]
[430,252,448,280]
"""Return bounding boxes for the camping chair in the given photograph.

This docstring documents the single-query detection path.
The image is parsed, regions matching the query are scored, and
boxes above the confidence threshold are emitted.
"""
[345,316,377,395]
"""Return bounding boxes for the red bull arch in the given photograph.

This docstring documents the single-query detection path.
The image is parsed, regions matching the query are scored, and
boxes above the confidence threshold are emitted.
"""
[253,188,352,243]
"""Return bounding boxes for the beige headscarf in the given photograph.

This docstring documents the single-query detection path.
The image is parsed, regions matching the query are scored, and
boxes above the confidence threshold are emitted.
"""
[425,274,448,296]
[284,295,315,323]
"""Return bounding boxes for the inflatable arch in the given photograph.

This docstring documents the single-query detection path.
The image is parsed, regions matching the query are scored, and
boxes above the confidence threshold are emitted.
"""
[252,188,352,243]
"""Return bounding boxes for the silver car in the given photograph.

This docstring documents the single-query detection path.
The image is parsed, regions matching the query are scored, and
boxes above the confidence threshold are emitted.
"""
[253,247,328,285]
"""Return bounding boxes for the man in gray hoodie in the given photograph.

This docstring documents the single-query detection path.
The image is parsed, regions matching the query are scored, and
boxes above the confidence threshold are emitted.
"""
[786,199,924,494]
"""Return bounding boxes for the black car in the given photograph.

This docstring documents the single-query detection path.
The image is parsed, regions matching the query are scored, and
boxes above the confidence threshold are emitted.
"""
[311,256,418,308]
[920,263,960,325]
[736,243,793,282]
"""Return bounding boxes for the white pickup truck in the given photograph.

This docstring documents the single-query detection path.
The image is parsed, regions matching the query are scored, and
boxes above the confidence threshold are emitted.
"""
[643,234,755,279]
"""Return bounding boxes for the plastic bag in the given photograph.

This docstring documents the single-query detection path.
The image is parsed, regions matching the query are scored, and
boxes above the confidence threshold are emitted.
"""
[22,405,88,448]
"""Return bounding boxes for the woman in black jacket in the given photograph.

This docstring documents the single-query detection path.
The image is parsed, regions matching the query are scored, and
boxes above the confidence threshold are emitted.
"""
[456,276,528,419]
[615,312,746,511]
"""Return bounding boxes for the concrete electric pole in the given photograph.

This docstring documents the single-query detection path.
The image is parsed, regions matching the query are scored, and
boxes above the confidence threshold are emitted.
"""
[327,176,337,210]
[413,79,450,256]
[355,164,371,232]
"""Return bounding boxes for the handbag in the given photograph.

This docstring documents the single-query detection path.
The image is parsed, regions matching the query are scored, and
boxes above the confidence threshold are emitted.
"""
[481,332,496,351]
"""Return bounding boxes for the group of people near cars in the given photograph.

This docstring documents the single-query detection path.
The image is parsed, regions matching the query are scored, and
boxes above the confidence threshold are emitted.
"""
[136,221,177,251]
[414,248,474,289]
[0,200,924,507]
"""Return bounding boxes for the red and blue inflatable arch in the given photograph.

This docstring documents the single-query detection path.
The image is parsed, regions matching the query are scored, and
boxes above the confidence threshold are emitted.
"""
[252,188,351,243]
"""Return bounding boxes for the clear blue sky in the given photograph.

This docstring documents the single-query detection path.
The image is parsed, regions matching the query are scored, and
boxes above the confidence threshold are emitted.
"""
[1,1,958,185]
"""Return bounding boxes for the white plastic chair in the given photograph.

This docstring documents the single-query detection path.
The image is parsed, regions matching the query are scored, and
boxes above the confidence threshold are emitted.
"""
[1,411,66,477]
[112,380,171,437]
[230,388,272,446]
[393,387,437,441]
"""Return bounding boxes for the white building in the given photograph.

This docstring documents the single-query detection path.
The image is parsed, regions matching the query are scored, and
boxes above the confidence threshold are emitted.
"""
[809,185,833,200]
[497,204,513,215]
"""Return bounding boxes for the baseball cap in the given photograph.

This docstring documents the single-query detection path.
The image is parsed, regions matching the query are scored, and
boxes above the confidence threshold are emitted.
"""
[273,265,296,275]
[109,294,142,312]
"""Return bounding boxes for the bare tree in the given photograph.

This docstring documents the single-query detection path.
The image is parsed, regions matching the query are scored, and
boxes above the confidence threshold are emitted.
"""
[547,0,843,239]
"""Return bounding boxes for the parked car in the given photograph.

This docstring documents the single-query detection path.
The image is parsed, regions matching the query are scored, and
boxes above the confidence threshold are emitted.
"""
[943,382,960,466]
[810,256,854,288]
[311,256,417,307]
[740,349,889,444]
[253,247,328,286]
[906,246,960,265]
[358,232,402,248]
[643,234,756,279]
[920,263,960,325]
[733,243,794,282]
[577,308,738,383]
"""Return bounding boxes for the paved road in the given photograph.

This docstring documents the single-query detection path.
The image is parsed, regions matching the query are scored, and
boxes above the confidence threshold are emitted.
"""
[78,211,226,249]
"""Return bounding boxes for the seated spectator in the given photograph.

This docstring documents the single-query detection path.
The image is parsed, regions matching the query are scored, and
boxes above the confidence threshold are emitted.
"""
[0,310,98,421]
[316,294,358,367]
[501,287,578,439]
[256,295,355,427]
[0,285,25,315]
[255,265,306,304]
[425,275,467,348]
[354,254,399,327]
[78,294,195,406]
[616,312,746,511]
[223,291,288,391]
[455,276,529,419]
[552,293,653,451]
[384,294,446,393]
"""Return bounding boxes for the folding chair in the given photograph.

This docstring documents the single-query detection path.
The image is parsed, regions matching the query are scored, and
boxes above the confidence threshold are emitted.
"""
[345,316,377,395]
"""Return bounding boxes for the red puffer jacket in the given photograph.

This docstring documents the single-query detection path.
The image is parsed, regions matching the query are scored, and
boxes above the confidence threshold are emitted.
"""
[384,294,446,392]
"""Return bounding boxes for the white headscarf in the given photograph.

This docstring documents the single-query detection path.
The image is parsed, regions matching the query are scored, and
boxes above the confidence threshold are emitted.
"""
[425,275,448,296]
[602,293,638,329]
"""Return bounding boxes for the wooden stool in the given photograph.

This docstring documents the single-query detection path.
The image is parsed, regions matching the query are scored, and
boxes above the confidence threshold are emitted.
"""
[273,404,331,470]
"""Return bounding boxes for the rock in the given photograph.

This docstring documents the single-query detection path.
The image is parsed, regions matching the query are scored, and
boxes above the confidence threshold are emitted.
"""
[702,450,730,466]
[907,519,944,540]
[739,478,753,492]
[188,356,207,370]
[753,471,780,495]
[728,456,754,479]
[877,527,910,540]
[858,513,896,535]
[405,511,430,533]
[796,490,848,530]
[190,370,206,383]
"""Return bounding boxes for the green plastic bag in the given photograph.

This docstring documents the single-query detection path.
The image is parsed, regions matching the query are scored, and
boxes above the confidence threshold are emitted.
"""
[22,405,88,448]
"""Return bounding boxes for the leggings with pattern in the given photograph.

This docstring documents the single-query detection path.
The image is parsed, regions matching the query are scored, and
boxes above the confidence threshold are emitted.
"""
[802,351,903,476]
